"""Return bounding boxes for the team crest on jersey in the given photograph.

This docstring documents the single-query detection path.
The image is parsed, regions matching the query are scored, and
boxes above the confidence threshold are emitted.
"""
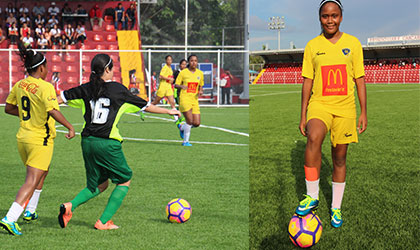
[342,48,350,56]
[197,76,200,80]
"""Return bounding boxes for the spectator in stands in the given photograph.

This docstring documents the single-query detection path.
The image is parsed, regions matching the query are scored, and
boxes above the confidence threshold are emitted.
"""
[19,13,30,26]
[44,27,52,47]
[64,23,75,44]
[18,3,29,17]
[48,15,59,29]
[32,3,46,19]
[89,4,103,28]
[22,33,33,48]
[0,28,6,44]
[35,23,45,40]
[104,7,115,22]
[19,22,31,40]
[114,3,125,30]
[37,34,48,49]
[62,3,73,25]
[75,24,86,44]
[59,33,69,51]
[412,59,417,68]
[34,14,45,27]
[75,4,87,25]
[125,3,136,30]
[5,3,16,18]
[50,24,61,45]
[8,22,18,44]
[48,2,60,19]
[52,72,61,90]
[6,12,16,29]
[220,69,233,105]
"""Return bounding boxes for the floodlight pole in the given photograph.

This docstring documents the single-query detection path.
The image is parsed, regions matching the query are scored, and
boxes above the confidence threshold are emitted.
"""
[268,16,285,50]
[185,0,188,58]
[137,0,141,31]
[243,0,249,98]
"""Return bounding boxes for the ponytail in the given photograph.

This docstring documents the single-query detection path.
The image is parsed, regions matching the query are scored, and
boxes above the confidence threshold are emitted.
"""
[17,41,46,74]
[89,54,113,100]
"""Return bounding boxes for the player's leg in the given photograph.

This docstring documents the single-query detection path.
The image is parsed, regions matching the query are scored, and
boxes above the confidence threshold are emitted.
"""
[192,114,201,127]
[23,170,48,221]
[330,144,347,228]
[167,95,179,121]
[295,118,327,216]
[180,110,193,146]
[151,95,162,105]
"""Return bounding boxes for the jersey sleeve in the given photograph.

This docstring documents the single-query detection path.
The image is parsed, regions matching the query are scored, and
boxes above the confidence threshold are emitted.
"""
[352,39,365,79]
[159,66,167,77]
[121,86,149,112]
[302,42,314,79]
[175,70,184,86]
[199,71,204,87]
[62,84,87,109]
[5,84,17,105]
[42,84,60,112]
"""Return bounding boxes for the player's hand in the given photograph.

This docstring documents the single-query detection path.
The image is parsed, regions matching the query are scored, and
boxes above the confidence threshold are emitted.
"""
[299,118,307,137]
[199,90,203,95]
[357,113,367,134]
[66,128,75,139]
[169,78,174,84]
[180,85,188,90]
[168,109,181,116]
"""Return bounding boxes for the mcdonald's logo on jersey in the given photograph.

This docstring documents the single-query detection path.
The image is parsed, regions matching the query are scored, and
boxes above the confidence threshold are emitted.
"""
[321,64,347,96]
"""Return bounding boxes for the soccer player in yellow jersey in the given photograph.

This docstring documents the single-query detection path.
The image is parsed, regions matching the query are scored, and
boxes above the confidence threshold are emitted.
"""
[175,55,204,146]
[295,0,367,228]
[0,42,74,236]
[152,55,179,121]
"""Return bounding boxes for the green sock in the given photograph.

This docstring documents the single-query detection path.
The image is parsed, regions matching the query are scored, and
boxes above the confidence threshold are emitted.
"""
[70,187,101,212]
[99,186,129,224]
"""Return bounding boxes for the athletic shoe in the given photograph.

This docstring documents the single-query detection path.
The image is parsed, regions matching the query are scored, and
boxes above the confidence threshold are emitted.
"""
[182,142,192,146]
[330,208,343,228]
[94,220,119,230]
[295,194,319,216]
[175,117,185,126]
[139,111,145,121]
[58,202,73,228]
[22,211,38,222]
[0,217,22,236]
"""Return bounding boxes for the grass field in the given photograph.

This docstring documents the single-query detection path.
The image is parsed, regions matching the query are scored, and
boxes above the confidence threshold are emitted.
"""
[250,84,420,249]
[0,106,249,249]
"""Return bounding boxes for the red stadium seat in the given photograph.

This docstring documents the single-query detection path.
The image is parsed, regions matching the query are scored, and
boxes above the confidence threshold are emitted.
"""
[80,44,90,50]
[66,65,77,73]
[82,54,91,62]
[9,44,17,49]
[10,65,18,72]
[82,65,91,73]
[67,76,78,85]
[95,44,106,50]
[92,25,102,32]
[65,55,76,62]
[52,65,61,72]
[110,55,119,62]
[104,16,113,23]
[112,76,120,82]
[82,75,89,83]
[93,34,104,42]
[52,55,62,63]
[52,45,60,50]
[106,34,117,42]
[11,55,20,62]
[105,25,115,32]
[109,44,118,50]
[67,44,77,50]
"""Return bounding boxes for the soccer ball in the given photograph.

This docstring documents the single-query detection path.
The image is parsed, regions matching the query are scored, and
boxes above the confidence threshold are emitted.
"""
[288,212,322,248]
[166,198,192,223]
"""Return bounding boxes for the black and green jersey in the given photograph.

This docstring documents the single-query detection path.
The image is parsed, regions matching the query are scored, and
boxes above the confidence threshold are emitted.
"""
[61,81,148,141]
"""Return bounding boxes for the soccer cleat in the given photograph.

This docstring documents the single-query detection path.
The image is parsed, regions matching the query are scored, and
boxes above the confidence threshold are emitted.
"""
[175,117,185,126]
[58,202,73,228]
[295,194,319,216]
[330,208,343,228]
[22,211,38,222]
[182,142,192,146]
[0,217,22,236]
[94,220,119,230]
[139,111,145,121]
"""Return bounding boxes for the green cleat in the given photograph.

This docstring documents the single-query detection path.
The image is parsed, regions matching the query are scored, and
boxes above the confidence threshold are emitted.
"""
[0,217,22,236]
[22,211,38,222]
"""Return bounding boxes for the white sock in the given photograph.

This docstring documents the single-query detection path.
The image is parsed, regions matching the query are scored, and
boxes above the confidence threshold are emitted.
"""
[183,124,192,143]
[25,189,42,213]
[172,108,179,121]
[331,182,346,209]
[6,202,24,222]
[305,179,320,200]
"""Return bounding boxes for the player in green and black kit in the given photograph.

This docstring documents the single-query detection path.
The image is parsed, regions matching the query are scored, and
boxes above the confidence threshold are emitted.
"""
[57,54,180,230]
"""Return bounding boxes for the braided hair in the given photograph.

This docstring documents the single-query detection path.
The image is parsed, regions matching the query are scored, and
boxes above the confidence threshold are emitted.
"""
[90,54,113,100]
[17,41,46,75]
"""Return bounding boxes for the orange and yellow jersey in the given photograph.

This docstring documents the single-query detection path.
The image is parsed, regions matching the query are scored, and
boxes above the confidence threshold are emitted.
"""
[175,68,204,101]
[302,32,365,118]
[159,64,174,86]
[6,76,59,145]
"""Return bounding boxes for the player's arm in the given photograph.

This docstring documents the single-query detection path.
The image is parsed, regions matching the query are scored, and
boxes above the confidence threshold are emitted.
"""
[198,85,203,95]
[48,109,75,139]
[300,77,313,136]
[174,72,187,90]
[355,77,367,134]
[5,103,19,117]
[198,72,204,95]
[145,104,180,116]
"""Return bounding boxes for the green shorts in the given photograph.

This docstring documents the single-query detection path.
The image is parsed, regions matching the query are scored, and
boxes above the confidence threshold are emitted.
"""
[81,136,132,192]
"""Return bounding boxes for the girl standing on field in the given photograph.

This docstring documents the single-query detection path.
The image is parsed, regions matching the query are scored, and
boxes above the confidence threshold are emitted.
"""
[57,54,180,230]
[0,42,75,236]
[295,0,367,228]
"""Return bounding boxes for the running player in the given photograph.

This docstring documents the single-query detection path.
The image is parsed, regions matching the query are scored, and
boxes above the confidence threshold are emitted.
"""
[174,59,187,105]
[295,0,367,228]
[57,54,180,230]
[174,55,204,146]
[152,55,179,121]
[0,42,75,236]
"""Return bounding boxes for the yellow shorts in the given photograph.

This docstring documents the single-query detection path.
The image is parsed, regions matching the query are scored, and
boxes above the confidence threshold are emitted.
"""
[180,99,200,114]
[307,102,358,147]
[156,83,174,98]
[17,141,53,171]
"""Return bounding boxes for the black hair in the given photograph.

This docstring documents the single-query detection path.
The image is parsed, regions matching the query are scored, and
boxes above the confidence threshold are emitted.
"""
[165,55,173,60]
[179,59,187,64]
[90,54,113,100]
[187,54,197,62]
[319,0,343,16]
[17,41,46,75]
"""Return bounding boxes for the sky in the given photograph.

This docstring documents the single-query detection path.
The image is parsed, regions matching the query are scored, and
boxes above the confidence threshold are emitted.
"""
[249,0,420,51]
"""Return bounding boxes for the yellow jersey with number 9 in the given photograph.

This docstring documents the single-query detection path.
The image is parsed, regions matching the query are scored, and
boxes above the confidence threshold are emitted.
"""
[302,33,365,118]
[6,76,59,145]
[175,68,204,101]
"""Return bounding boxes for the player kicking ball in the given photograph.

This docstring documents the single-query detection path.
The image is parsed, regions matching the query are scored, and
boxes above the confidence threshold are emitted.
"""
[57,54,180,230]
[174,55,204,146]
[295,0,367,228]
[0,42,74,236]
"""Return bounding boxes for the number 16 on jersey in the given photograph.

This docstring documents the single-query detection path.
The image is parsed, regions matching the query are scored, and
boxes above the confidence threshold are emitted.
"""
[90,98,110,124]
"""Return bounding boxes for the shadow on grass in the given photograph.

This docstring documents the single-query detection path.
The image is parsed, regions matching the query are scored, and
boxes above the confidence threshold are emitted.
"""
[38,216,92,229]
[147,218,170,224]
